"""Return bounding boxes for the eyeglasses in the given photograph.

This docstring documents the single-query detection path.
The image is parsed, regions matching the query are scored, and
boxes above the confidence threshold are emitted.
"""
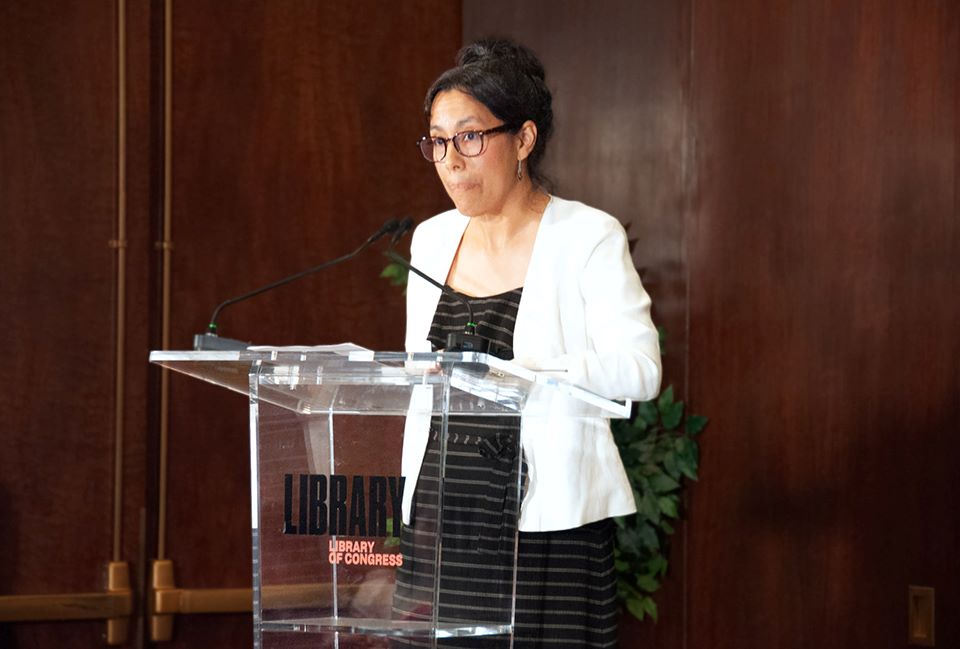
[417,123,517,162]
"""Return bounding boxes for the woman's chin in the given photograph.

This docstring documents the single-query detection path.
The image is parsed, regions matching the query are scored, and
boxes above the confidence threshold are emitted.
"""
[449,196,484,217]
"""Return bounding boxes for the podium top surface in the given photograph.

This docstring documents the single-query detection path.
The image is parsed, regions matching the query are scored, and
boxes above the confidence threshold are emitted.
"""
[149,348,629,418]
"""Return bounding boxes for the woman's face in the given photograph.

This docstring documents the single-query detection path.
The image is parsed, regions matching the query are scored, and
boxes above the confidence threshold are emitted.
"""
[428,89,523,217]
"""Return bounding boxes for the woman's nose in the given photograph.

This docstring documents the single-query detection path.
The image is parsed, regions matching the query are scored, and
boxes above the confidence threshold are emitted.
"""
[442,146,465,170]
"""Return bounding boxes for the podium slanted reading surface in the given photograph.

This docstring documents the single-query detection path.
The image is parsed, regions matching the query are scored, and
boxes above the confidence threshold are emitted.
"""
[150,348,630,647]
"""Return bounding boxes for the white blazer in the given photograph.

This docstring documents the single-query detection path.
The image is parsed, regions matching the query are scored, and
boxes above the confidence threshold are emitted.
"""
[402,195,661,532]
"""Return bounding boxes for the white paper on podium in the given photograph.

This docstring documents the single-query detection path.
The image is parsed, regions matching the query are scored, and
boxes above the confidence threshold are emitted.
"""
[246,342,368,354]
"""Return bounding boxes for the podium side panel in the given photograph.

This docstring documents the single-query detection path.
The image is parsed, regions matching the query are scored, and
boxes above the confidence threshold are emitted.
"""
[255,402,404,646]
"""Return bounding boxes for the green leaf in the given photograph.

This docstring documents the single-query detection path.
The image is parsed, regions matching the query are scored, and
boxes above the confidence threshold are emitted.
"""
[658,496,679,519]
[661,401,684,430]
[663,450,680,478]
[642,596,659,621]
[628,438,653,456]
[638,400,659,426]
[674,437,700,481]
[679,460,699,482]
[626,596,651,621]
[685,414,708,435]
[656,386,675,413]
[635,474,651,495]
[616,524,642,552]
[635,573,660,593]
[649,555,669,576]
[379,261,409,288]
[637,522,659,550]
[649,472,680,493]
[639,493,661,525]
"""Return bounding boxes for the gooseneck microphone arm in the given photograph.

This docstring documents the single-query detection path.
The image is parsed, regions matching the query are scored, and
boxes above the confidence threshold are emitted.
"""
[385,249,479,333]
[386,220,489,354]
[205,218,400,337]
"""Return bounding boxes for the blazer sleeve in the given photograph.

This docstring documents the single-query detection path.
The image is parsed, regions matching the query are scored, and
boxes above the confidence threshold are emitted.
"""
[556,218,662,401]
[404,222,437,354]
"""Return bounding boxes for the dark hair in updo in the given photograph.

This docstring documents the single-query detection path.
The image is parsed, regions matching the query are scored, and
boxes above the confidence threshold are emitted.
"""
[425,38,554,188]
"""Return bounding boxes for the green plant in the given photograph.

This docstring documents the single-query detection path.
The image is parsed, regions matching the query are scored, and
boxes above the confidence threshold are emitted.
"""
[380,258,409,292]
[612,385,705,621]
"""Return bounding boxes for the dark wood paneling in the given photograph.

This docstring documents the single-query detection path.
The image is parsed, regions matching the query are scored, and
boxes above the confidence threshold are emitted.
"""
[168,0,458,350]
[0,0,115,597]
[158,2,460,645]
[0,0,152,646]
[467,2,960,649]
[121,0,155,639]
[688,1,960,647]
[1,1,460,646]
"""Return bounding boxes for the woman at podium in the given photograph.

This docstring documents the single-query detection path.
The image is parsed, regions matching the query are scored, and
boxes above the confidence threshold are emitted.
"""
[394,38,662,647]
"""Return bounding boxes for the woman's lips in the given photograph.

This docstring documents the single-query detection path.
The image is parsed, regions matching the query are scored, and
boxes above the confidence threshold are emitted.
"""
[448,181,479,191]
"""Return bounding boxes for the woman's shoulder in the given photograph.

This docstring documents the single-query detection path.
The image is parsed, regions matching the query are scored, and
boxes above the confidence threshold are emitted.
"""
[545,196,626,237]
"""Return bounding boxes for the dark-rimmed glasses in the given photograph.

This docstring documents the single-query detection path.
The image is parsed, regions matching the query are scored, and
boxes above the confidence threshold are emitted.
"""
[417,123,517,162]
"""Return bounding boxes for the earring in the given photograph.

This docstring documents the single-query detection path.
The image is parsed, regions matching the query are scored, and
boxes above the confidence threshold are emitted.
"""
[517,159,523,181]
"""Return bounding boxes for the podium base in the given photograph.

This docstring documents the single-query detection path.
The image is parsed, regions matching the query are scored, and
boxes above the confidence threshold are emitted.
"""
[262,617,511,639]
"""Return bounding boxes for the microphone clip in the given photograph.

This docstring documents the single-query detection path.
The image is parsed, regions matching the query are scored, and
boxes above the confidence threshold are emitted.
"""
[446,325,490,354]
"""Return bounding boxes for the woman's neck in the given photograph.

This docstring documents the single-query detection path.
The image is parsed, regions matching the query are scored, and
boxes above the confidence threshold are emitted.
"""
[467,188,550,251]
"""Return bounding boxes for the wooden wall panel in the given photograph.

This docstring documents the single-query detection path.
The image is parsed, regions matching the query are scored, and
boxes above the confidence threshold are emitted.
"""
[1,0,460,646]
[167,0,459,351]
[467,2,960,649]
[0,0,117,599]
[687,1,960,647]
[157,2,460,645]
[0,0,153,646]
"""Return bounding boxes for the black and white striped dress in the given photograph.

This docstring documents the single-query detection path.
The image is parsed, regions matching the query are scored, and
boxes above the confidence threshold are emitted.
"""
[392,288,619,648]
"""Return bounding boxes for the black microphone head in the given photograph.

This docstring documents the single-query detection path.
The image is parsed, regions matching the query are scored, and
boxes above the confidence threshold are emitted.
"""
[368,218,400,244]
[390,217,415,246]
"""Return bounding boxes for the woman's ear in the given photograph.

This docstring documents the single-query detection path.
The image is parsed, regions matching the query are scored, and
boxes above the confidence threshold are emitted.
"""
[517,120,538,160]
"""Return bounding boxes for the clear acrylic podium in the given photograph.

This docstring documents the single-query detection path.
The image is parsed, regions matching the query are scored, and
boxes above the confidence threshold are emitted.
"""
[150,347,629,648]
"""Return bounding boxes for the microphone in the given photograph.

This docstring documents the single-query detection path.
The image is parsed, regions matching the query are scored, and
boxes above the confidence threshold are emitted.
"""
[194,218,401,350]
[386,224,490,355]
[390,217,415,247]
